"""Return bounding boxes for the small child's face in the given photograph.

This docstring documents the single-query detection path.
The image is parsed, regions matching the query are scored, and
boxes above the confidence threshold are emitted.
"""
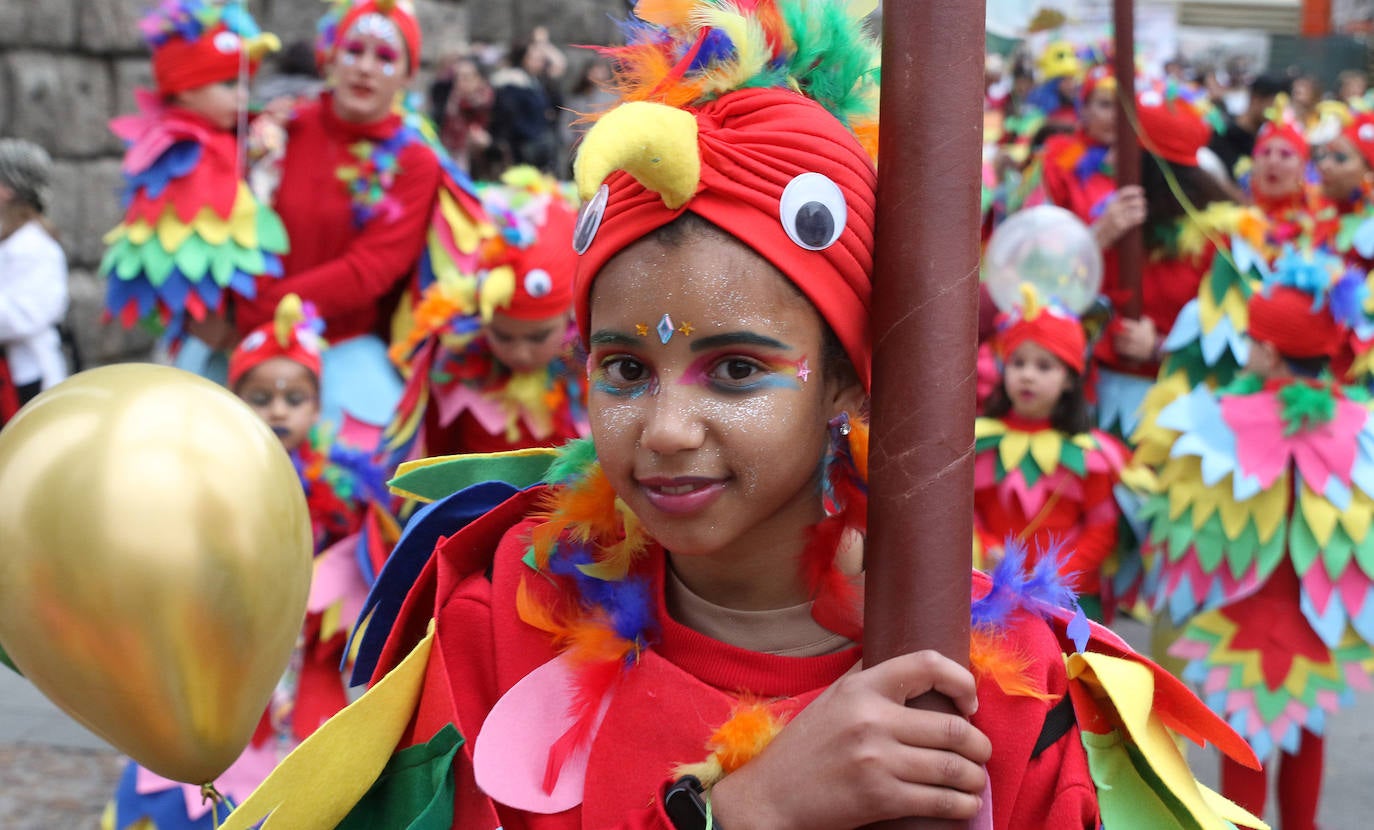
[1003,341,1072,421]
[174,79,246,131]
[1253,138,1304,200]
[235,358,320,453]
[586,230,863,564]
[485,310,570,374]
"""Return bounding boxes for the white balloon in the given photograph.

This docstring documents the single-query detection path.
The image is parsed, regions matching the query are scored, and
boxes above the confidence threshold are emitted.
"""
[983,205,1104,315]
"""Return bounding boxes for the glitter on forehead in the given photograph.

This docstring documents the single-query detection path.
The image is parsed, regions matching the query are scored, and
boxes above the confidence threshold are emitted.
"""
[657,314,675,345]
[349,13,402,48]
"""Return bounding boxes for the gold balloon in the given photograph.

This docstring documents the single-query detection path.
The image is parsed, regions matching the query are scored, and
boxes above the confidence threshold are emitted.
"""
[0,364,312,784]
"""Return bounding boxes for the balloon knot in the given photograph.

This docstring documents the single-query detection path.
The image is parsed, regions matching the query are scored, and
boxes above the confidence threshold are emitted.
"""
[201,781,225,805]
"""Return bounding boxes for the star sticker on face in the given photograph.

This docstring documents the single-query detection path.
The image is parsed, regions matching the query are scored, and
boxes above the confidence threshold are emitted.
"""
[678,321,694,336]
[796,358,811,383]
[635,323,649,337]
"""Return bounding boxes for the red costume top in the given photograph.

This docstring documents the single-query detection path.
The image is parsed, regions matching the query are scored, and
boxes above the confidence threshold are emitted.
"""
[1093,244,1213,377]
[237,93,442,341]
[973,413,1127,595]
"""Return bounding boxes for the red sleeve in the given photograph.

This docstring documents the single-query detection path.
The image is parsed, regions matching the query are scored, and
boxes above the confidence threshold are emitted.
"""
[236,143,442,334]
[1061,468,1119,592]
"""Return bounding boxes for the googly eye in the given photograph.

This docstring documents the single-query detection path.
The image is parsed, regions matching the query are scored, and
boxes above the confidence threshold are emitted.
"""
[1360,124,1374,143]
[779,172,846,251]
[240,331,267,352]
[214,31,241,55]
[524,268,553,298]
[573,184,608,255]
[1139,90,1163,108]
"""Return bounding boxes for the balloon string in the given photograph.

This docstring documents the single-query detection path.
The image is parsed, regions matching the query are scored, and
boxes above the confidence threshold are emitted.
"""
[1115,83,1243,277]
[201,781,226,830]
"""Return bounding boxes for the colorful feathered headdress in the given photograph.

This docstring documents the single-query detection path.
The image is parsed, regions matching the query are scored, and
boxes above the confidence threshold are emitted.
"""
[315,0,421,72]
[139,0,279,96]
[994,283,1088,373]
[572,0,882,389]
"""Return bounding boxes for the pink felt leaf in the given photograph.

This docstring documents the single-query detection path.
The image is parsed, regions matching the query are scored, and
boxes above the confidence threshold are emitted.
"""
[308,533,369,628]
[473,655,615,814]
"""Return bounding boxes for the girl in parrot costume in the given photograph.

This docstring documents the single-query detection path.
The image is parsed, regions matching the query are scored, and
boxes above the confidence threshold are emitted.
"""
[222,3,1263,830]
[1135,246,1374,830]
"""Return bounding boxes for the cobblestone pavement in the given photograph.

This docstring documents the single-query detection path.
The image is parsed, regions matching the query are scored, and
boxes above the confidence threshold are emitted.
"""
[0,744,121,829]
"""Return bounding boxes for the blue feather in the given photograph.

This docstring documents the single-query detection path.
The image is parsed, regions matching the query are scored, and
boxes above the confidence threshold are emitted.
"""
[971,537,1077,631]
[691,28,736,70]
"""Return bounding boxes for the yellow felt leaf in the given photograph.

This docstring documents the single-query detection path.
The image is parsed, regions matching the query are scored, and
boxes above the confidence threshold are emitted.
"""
[155,211,196,251]
[974,418,1007,440]
[1299,485,1340,547]
[1341,489,1373,543]
[220,625,436,830]
[1066,652,1267,830]
[1029,431,1062,475]
[998,429,1030,473]
[439,187,491,255]
[118,220,151,246]
[227,183,261,248]
[1250,481,1288,543]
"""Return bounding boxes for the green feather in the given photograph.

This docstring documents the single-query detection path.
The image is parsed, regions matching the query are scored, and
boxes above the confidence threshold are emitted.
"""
[543,438,599,485]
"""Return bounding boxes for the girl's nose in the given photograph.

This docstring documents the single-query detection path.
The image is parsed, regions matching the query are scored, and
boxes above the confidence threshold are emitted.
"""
[640,386,706,455]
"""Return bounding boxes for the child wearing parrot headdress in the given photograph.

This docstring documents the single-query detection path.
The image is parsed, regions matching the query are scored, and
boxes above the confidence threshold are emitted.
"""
[382,166,587,468]
[106,294,394,830]
[1134,246,1374,830]
[100,0,288,352]
[975,285,1129,621]
[223,3,1262,830]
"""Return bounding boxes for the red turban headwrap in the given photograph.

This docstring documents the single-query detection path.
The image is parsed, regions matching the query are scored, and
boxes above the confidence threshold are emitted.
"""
[1255,120,1310,163]
[1136,88,1212,167]
[1247,286,1344,360]
[493,198,578,321]
[228,296,326,388]
[1342,113,1374,169]
[995,309,1087,374]
[329,1,422,73]
[575,88,877,389]
[152,23,267,96]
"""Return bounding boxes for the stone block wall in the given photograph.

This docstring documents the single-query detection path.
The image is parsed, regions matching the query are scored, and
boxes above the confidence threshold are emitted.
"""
[0,0,622,367]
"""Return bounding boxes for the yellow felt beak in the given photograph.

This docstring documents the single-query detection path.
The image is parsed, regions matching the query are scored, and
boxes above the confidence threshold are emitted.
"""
[246,33,282,62]
[574,101,701,210]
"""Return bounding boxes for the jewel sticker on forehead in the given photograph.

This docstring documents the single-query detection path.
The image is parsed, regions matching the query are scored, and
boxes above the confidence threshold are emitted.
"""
[350,13,403,48]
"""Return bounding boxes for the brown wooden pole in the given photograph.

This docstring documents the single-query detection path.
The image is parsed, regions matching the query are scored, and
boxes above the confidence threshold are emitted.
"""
[1113,0,1143,319]
[863,0,983,827]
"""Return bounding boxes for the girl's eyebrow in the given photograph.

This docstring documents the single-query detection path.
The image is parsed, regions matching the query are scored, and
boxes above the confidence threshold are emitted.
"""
[691,332,790,352]
[589,331,639,347]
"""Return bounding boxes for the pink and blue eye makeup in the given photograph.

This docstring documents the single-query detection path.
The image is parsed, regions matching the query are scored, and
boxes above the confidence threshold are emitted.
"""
[338,39,402,75]
[589,329,810,397]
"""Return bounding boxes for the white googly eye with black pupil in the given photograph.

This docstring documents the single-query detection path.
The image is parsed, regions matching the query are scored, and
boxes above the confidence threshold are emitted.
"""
[780,172,846,251]
[573,184,609,255]
[240,331,267,352]
[524,268,552,298]
[214,31,241,54]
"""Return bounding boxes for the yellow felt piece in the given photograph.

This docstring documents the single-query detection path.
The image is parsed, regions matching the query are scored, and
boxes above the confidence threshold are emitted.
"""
[1132,375,1190,467]
[438,187,492,255]
[974,418,1007,440]
[1071,433,1097,450]
[1341,489,1373,545]
[574,101,701,208]
[1029,431,1063,475]
[1198,289,1223,334]
[426,233,461,284]
[1250,481,1288,543]
[1298,485,1340,547]
[479,265,516,322]
[227,184,261,248]
[1119,463,1159,495]
[122,220,154,246]
[319,600,345,643]
[1066,652,1265,830]
[220,625,436,830]
[155,210,197,253]
[998,429,1031,473]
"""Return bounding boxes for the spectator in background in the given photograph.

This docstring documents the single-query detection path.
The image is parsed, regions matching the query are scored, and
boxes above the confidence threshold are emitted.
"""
[561,57,616,174]
[0,139,68,425]
[1339,69,1369,103]
[253,38,325,106]
[490,38,561,172]
[439,55,497,178]
[1288,72,1321,129]
[1209,74,1288,179]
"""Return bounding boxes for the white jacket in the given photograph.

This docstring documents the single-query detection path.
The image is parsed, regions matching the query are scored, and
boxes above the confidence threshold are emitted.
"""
[0,221,69,389]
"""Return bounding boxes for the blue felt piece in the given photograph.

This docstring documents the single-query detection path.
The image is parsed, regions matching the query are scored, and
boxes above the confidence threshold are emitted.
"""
[111,760,235,830]
[1094,369,1151,436]
[105,273,160,317]
[227,267,257,298]
[1352,588,1374,645]
[1299,589,1350,649]
[190,272,224,307]
[1351,429,1374,498]
[1161,300,1200,352]
[128,140,202,202]
[320,335,404,430]
[1354,217,1374,259]
[1231,236,1271,279]
[1322,475,1353,511]
[1066,605,1090,653]
[346,480,521,685]
[1200,318,1247,367]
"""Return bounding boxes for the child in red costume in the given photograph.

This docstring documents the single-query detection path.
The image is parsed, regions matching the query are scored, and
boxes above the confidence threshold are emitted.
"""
[100,0,287,354]
[976,286,1128,621]
[384,167,587,467]
[224,4,1262,830]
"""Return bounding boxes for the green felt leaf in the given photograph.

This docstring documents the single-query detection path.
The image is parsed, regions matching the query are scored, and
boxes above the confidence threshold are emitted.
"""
[1256,518,1289,576]
[257,207,290,254]
[1322,527,1355,578]
[140,242,176,286]
[234,245,266,276]
[1018,454,1042,488]
[1288,516,1320,575]
[390,450,557,502]
[211,245,236,285]
[974,435,1001,453]
[115,245,145,280]
[1193,515,1227,573]
[1353,530,1374,579]
[172,235,212,282]
[1062,442,1087,477]
[336,724,462,830]
[97,243,123,277]
[0,641,19,675]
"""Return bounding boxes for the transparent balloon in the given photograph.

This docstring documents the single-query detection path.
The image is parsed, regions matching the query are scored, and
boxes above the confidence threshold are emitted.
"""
[983,205,1103,315]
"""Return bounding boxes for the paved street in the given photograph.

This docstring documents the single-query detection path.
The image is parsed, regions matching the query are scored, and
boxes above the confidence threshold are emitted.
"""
[2,617,1373,828]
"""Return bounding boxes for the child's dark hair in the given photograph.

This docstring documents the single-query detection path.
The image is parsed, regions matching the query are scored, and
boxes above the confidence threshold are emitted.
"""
[646,212,861,391]
[1282,354,1330,379]
[983,363,1092,434]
